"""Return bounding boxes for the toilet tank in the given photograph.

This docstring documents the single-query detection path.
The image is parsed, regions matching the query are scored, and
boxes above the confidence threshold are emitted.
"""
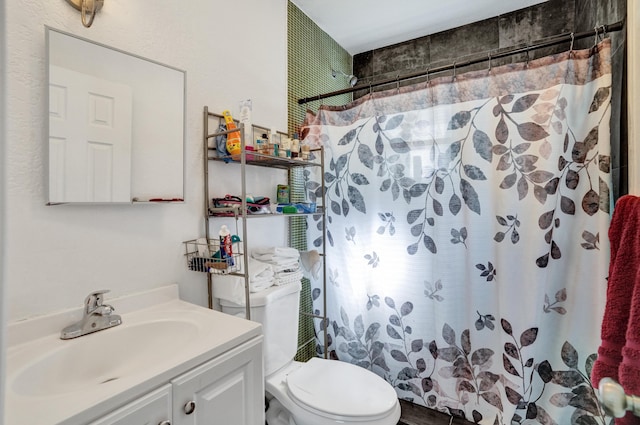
[220,281,301,376]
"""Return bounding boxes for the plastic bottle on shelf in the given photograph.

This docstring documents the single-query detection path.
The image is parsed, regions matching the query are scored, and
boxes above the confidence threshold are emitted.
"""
[222,110,242,158]
[219,225,234,266]
[291,133,300,159]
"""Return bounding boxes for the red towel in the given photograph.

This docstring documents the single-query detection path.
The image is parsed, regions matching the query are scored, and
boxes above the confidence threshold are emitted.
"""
[620,264,640,418]
[592,195,640,424]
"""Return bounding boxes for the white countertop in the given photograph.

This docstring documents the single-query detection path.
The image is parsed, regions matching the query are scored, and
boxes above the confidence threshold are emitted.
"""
[4,285,262,425]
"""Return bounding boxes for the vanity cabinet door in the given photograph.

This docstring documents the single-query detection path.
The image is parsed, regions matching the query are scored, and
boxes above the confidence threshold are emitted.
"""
[171,336,264,425]
[88,383,172,425]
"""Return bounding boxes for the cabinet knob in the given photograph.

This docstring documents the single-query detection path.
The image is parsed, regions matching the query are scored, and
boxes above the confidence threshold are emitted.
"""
[158,421,171,425]
[183,400,196,415]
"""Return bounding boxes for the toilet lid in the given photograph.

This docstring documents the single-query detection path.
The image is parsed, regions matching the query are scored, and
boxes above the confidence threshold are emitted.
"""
[285,358,398,419]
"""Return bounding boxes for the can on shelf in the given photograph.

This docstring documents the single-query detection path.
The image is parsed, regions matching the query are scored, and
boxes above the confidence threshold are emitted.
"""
[277,184,290,204]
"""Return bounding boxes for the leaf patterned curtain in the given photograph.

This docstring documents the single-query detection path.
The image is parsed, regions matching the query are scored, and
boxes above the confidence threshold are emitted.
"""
[302,40,613,425]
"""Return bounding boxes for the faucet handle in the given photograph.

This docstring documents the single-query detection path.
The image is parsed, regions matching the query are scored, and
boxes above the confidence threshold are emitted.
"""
[84,289,110,314]
[94,303,115,316]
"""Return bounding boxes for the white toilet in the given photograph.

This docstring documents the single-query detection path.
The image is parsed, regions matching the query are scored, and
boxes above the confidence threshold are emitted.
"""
[220,281,401,425]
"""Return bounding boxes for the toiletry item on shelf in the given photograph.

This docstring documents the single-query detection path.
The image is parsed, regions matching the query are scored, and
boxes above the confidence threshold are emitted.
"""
[275,202,317,214]
[238,99,253,148]
[211,195,272,215]
[245,145,255,161]
[281,137,292,158]
[265,133,277,157]
[277,185,290,204]
[222,110,242,158]
[205,250,229,272]
[219,225,234,266]
[291,133,300,159]
[259,133,270,157]
[301,144,310,160]
[282,205,297,214]
[256,139,266,157]
[215,124,229,159]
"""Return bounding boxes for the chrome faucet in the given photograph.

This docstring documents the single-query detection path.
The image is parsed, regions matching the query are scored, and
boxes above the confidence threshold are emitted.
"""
[60,290,122,339]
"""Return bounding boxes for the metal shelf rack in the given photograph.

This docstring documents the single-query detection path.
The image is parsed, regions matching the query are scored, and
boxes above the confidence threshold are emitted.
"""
[188,106,328,358]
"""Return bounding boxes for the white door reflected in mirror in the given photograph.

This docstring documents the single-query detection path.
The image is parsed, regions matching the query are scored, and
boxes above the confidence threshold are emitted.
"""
[49,66,133,203]
[46,27,186,205]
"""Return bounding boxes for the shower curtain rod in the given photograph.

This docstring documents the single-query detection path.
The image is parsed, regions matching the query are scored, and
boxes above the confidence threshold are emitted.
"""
[297,20,624,105]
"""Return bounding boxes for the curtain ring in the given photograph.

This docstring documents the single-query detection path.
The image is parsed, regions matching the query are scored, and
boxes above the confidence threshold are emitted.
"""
[594,26,599,47]
[595,24,606,43]
[452,61,457,81]
[368,83,373,97]
[487,52,492,72]
[525,46,530,66]
[426,67,430,83]
[569,32,575,55]
[396,75,400,93]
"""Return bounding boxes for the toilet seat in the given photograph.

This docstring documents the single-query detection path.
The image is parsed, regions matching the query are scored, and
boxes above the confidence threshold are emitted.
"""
[285,358,398,421]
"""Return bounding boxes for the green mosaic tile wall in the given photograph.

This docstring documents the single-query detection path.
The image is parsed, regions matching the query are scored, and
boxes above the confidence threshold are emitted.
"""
[287,1,352,136]
[287,2,351,361]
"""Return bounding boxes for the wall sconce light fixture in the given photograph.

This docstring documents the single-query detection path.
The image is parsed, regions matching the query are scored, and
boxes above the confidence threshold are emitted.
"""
[332,69,358,87]
[65,0,104,28]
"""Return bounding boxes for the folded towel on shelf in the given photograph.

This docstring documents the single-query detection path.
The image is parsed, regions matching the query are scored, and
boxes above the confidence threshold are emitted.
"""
[252,246,300,259]
[211,257,276,303]
[251,247,301,275]
[592,195,640,424]
[251,253,299,265]
[270,260,301,273]
[274,268,304,286]
[249,278,274,293]
[245,258,274,282]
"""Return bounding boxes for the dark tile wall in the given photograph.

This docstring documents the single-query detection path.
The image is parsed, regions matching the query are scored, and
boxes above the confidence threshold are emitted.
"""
[574,0,627,199]
[353,0,627,200]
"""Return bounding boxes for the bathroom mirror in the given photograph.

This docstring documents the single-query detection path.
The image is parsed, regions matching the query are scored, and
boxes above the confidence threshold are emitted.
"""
[46,27,185,204]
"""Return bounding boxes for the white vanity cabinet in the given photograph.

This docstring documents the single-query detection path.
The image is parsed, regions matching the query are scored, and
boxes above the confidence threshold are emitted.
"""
[88,384,173,425]
[5,286,264,425]
[172,336,264,425]
[87,337,263,425]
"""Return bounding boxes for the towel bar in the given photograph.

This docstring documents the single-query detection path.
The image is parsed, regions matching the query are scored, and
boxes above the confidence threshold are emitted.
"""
[599,377,640,418]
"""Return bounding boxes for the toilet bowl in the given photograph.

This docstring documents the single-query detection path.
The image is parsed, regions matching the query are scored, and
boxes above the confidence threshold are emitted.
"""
[219,281,401,425]
[265,358,401,425]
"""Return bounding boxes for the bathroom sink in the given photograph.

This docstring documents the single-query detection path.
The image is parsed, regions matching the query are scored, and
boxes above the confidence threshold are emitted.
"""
[5,286,263,425]
[11,319,199,396]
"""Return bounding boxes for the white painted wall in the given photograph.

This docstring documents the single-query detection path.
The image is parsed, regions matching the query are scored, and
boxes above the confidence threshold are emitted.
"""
[3,0,288,323]
[1,0,7,419]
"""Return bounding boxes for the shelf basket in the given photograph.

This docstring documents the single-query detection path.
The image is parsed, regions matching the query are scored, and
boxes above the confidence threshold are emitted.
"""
[183,238,242,274]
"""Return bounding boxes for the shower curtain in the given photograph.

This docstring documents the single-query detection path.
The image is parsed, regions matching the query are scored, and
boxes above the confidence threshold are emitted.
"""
[302,40,612,425]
